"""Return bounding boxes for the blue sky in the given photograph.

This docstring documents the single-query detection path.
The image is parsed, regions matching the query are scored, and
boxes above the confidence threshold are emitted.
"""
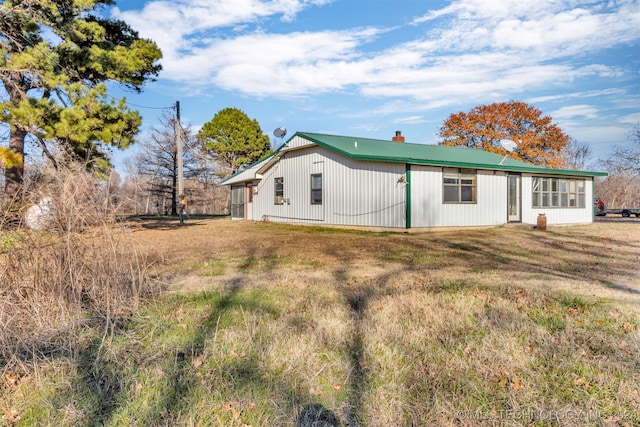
[108,0,640,172]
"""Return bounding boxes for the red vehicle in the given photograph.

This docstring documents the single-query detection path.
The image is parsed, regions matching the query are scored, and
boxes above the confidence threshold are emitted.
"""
[594,199,607,216]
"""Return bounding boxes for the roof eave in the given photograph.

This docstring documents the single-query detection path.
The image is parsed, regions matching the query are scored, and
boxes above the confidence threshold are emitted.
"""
[221,152,276,184]
[321,151,607,177]
[297,132,607,177]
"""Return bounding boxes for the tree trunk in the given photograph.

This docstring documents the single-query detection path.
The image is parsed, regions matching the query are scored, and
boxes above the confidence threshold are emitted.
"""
[4,128,27,204]
[3,70,29,208]
[145,192,151,215]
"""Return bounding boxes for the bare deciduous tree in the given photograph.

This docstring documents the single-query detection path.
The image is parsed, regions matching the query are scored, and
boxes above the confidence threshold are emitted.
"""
[119,112,229,216]
[596,124,640,209]
[562,138,592,171]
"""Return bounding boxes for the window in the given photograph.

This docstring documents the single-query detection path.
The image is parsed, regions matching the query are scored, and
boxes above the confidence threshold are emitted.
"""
[443,168,476,203]
[532,177,585,208]
[311,173,322,205]
[274,177,284,204]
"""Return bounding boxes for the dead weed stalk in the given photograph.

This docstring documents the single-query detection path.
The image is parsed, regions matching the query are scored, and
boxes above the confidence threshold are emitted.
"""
[0,165,158,374]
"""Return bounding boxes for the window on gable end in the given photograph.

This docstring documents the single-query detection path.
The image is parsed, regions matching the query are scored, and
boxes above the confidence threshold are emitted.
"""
[311,173,322,205]
[274,177,284,204]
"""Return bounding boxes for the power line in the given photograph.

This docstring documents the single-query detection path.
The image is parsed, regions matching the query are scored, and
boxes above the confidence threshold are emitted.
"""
[127,102,174,111]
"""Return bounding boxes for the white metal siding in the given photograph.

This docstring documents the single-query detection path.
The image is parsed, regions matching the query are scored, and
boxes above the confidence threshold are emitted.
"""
[252,146,406,228]
[243,141,596,228]
[521,175,594,225]
[326,153,406,228]
[410,166,507,227]
[283,135,316,150]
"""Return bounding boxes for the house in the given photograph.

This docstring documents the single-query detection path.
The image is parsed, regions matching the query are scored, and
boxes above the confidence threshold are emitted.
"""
[222,131,606,229]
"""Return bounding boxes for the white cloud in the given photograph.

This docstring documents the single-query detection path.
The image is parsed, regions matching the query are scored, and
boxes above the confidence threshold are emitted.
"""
[620,113,640,124]
[551,105,599,120]
[393,116,426,125]
[565,125,629,147]
[415,0,640,58]
[529,88,626,103]
[112,0,335,65]
[113,0,332,34]
[176,29,384,95]
[412,0,560,24]
[113,0,640,121]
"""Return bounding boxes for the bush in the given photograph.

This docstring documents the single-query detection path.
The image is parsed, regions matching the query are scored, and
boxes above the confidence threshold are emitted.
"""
[0,165,158,371]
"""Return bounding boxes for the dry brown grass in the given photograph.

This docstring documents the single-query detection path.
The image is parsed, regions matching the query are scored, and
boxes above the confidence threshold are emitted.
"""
[1,218,639,426]
[0,167,159,373]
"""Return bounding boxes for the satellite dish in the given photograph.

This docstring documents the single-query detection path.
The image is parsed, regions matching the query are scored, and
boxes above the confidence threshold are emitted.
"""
[273,127,287,138]
[498,139,518,165]
[500,139,517,153]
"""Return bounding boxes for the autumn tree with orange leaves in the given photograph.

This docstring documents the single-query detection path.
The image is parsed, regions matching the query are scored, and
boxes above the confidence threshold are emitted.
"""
[439,101,570,168]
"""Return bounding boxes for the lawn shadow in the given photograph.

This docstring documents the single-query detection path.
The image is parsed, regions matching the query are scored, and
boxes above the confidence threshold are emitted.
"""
[62,276,262,425]
[65,258,334,425]
[295,403,341,427]
[327,244,418,426]
[137,218,204,230]
[424,228,640,298]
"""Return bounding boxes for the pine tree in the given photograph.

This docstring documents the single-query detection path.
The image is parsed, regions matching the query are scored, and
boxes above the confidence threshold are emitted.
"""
[0,0,162,201]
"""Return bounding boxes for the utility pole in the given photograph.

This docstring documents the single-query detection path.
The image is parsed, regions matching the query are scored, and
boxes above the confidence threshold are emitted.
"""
[175,101,185,225]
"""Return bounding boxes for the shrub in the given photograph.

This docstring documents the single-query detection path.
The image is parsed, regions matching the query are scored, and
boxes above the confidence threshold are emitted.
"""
[0,165,158,371]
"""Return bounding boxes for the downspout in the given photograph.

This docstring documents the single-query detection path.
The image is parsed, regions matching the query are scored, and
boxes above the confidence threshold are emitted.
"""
[591,177,595,223]
[405,164,411,229]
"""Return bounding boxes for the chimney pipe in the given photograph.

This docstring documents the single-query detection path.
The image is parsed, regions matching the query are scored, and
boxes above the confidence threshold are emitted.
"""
[392,130,405,143]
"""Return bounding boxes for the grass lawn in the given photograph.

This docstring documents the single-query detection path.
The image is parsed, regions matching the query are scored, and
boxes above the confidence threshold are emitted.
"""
[1,219,639,426]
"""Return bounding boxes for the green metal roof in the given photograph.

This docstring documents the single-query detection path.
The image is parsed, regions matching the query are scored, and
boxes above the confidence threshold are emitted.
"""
[295,132,607,177]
